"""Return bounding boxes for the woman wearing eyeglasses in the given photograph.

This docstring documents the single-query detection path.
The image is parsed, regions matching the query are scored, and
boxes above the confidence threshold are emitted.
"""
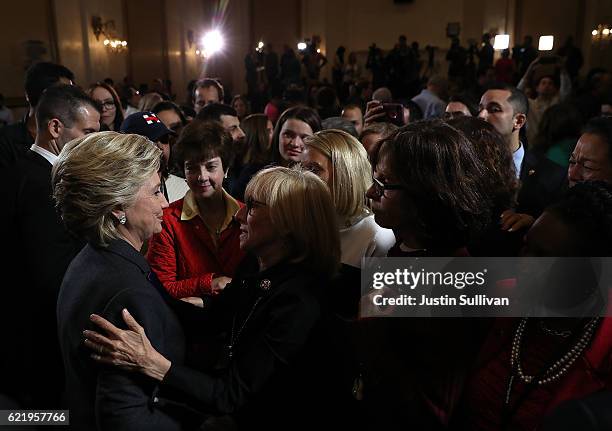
[82,167,342,430]
[358,120,494,429]
[87,82,124,131]
[145,120,245,299]
[367,120,492,257]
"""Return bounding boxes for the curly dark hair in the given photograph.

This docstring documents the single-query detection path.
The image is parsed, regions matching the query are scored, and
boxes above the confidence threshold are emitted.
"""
[546,180,612,256]
[447,116,519,210]
[372,119,493,251]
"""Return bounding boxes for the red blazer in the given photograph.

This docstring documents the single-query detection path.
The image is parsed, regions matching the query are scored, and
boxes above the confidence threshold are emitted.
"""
[146,197,246,298]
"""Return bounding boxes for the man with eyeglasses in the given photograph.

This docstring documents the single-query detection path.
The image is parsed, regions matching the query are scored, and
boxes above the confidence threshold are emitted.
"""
[120,111,189,203]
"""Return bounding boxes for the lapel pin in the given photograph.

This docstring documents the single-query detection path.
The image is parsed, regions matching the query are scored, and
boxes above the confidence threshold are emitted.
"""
[259,279,271,291]
[528,169,536,176]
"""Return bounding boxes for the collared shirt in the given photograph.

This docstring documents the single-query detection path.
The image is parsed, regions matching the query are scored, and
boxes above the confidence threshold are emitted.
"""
[411,89,446,119]
[181,188,240,247]
[513,143,525,179]
[30,144,58,165]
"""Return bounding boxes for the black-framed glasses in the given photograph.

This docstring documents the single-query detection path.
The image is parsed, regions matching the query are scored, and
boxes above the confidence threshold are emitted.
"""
[245,197,266,215]
[99,100,116,110]
[371,176,404,197]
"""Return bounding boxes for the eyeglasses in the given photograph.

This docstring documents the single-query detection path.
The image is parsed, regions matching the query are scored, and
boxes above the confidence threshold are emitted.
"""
[245,197,266,215]
[99,100,116,110]
[371,176,404,198]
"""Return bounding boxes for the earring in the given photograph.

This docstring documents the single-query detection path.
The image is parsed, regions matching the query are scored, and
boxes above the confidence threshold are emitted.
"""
[118,215,127,225]
[224,171,228,179]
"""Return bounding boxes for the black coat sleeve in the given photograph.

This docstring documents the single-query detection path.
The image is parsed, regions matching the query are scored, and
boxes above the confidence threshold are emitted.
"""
[94,288,183,431]
[161,287,320,415]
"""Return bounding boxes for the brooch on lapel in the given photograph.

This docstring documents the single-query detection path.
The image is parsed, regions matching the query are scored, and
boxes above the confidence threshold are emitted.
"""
[528,169,536,176]
[259,279,271,291]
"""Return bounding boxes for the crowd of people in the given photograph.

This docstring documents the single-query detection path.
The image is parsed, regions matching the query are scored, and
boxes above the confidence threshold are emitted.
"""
[0,27,611,430]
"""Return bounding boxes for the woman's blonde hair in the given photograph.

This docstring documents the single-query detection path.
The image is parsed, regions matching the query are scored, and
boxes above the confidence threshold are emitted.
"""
[52,131,162,247]
[245,166,340,278]
[303,129,372,225]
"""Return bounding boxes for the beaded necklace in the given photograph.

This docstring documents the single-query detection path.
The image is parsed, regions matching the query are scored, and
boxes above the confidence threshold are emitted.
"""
[505,316,601,405]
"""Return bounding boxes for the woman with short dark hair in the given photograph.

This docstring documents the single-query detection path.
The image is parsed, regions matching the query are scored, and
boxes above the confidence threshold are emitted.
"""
[367,119,492,256]
[146,120,245,299]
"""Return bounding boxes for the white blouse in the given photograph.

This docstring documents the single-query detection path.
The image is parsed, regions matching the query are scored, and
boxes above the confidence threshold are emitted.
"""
[339,214,396,268]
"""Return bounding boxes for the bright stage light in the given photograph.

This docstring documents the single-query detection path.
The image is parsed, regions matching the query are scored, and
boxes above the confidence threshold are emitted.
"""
[493,34,509,50]
[538,35,554,51]
[297,42,307,51]
[202,30,224,57]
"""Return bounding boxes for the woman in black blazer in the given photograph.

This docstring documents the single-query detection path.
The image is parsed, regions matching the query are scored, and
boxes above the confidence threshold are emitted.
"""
[83,166,342,430]
[54,132,192,430]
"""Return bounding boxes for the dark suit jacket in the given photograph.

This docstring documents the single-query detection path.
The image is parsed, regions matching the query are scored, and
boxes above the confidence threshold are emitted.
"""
[0,120,34,169]
[0,149,83,407]
[160,259,332,430]
[517,150,568,217]
[57,239,187,431]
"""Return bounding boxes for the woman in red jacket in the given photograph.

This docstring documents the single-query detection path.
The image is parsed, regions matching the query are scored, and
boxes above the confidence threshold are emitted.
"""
[146,120,245,299]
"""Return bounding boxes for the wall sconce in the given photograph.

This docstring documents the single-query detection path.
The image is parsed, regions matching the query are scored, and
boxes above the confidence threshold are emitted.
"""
[91,15,127,52]
[104,38,128,52]
[592,24,611,44]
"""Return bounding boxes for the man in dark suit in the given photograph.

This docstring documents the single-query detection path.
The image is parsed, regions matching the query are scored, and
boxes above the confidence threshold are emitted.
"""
[478,85,567,231]
[0,85,100,408]
[0,62,75,169]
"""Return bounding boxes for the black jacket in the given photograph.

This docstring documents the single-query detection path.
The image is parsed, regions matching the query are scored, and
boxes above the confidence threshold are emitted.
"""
[58,239,187,431]
[161,259,333,430]
[0,120,34,169]
[517,150,567,217]
[0,150,83,407]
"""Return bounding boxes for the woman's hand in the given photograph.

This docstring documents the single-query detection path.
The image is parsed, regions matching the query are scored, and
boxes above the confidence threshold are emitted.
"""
[180,296,204,308]
[83,309,171,381]
[211,276,232,294]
